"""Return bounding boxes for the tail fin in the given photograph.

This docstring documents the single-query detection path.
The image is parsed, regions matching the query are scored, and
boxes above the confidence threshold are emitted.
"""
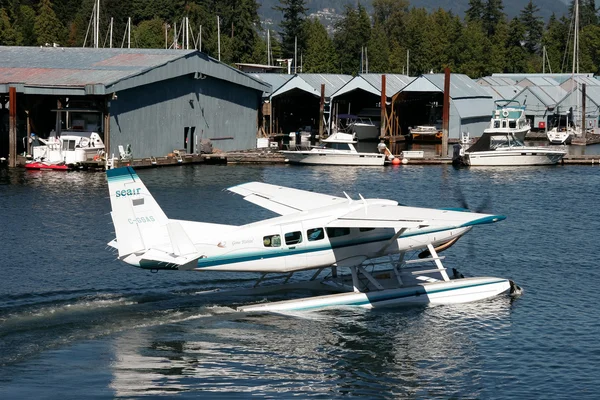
[106,167,200,268]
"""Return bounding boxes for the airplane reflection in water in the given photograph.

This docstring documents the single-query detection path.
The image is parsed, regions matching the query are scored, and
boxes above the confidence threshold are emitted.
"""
[106,167,521,311]
[108,299,513,397]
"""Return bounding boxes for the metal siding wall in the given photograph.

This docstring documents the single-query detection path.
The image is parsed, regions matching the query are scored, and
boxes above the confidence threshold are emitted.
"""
[108,75,259,158]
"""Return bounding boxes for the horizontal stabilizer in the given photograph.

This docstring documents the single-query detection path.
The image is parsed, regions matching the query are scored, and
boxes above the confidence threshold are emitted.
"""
[167,221,197,256]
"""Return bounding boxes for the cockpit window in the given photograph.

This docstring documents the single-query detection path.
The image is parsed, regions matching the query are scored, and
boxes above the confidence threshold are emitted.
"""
[263,234,281,247]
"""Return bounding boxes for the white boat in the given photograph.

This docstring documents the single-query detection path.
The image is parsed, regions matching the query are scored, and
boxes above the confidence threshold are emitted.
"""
[547,126,576,145]
[348,117,380,141]
[408,125,442,143]
[453,131,566,166]
[26,108,106,170]
[484,100,530,143]
[281,132,386,166]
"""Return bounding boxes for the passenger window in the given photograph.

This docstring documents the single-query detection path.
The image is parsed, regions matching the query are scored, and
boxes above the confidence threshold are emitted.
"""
[307,228,325,241]
[359,227,375,232]
[263,234,281,247]
[326,227,350,238]
[285,231,302,245]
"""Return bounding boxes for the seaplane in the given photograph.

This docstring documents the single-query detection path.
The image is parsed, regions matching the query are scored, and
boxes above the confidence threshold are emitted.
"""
[106,167,521,312]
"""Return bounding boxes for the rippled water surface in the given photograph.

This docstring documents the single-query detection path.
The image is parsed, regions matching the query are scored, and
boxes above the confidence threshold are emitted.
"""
[1,163,599,398]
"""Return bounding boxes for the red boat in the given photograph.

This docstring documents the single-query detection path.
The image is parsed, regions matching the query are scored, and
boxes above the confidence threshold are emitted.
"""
[25,162,72,171]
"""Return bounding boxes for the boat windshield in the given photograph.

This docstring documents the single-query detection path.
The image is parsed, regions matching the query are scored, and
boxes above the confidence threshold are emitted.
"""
[323,142,352,151]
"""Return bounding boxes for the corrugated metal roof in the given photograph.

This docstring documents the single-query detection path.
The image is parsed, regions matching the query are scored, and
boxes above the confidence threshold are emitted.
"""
[297,74,352,97]
[360,74,413,95]
[519,76,560,86]
[331,76,380,99]
[477,76,517,86]
[536,85,567,103]
[483,85,522,101]
[270,75,320,98]
[453,97,494,119]
[247,73,294,96]
[493,73,594,84]
[0,46,269,94]
[400,74,491,99]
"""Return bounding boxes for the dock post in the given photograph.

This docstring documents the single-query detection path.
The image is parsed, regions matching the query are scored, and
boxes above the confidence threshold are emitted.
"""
[319,84,325,138]
[582,83,586,137]
[8,87,16,168]
[442,68,450,157]
[381,74,386,140]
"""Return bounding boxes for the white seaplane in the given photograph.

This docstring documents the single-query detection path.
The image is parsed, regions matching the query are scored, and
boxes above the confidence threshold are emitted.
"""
[106,167,520,312]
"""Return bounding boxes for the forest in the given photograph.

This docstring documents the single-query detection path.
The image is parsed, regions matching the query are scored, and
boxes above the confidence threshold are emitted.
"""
[0,0,599,78]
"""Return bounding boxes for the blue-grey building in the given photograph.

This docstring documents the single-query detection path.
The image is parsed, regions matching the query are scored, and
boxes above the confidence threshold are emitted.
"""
[0,46,270,160]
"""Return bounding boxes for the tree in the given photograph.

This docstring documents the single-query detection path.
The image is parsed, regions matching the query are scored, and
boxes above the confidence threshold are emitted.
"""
[483,0,505,36]
[0,8,19,45]
[372,0,409,39]
[520,0,544,54]
[366,22,390,73]
[455,20,489,77]
[133,17,164,48]
[404,7,431,75]
[34,0,65,46]
[465,0,485,22]
[274,0,308,59]
[333,3,371,75]
[504,17,530,72]
[303,18,337,73]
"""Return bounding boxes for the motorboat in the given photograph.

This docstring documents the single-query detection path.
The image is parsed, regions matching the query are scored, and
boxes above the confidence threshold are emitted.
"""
[26,131,105,170]
[453,131,566,166]
[348,117,380,141]
[281,132,386,166]
[408,125,442,142]
[25,108,106,170]
[484,99,530,143]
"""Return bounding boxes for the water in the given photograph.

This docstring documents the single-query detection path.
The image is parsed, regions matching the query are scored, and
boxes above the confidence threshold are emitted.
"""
[1,163,599,398]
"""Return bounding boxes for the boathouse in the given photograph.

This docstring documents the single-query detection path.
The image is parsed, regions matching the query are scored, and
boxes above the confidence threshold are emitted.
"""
[330,73,413,134]
[392,74,493,139]
[0,46,270,164]
[250,73,352,137]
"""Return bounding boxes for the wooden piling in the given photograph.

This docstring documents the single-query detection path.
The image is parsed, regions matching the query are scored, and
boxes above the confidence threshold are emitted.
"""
[442,68,450,157]
[8,87,16,168]
[582,83,586,135]
[319,84,325,138]
[380,74,386,139]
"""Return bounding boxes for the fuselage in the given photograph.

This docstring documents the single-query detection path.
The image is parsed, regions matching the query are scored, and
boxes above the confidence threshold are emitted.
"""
[120,199,474,273]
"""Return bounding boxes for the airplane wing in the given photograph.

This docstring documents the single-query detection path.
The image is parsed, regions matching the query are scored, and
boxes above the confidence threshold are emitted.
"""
[328,204,504,230]
[228,182,348,215]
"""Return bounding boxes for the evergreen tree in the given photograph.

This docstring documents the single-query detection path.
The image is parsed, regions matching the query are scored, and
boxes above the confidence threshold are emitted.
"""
[274,0,308,59]
[404,7,431,75]
[520,0,544,54]
[483,0,505,36]
[303,18,337,73]
[333,3,371,75]
[455,20,489,77]
[34,0,65,46]
[580,24,600,73]
[367,22,390,73]
[465,0,485,22]
[0,8,19,45]
[372,0,409,39]
[16,5,36,45]
[504,17,529,72]
[425,8,458,72]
